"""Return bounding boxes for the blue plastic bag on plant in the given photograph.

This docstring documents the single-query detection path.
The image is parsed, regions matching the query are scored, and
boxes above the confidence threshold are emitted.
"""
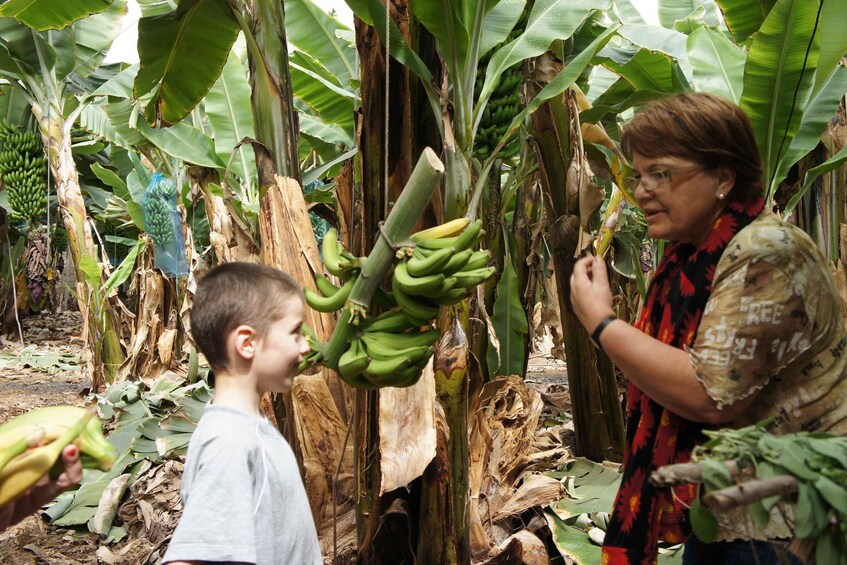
[141,173,188,276]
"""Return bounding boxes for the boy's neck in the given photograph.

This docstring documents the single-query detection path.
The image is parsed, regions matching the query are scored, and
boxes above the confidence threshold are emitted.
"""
[209,370,264,417]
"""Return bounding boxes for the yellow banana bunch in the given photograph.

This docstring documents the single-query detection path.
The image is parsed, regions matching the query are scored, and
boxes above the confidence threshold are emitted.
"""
[0,406,116,506]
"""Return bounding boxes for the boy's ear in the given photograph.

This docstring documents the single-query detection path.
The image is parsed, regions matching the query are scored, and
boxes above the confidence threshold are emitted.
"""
[231,325,257,360]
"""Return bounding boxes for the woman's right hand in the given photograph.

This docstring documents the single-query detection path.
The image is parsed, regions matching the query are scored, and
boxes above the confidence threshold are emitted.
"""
[570,255,616,333]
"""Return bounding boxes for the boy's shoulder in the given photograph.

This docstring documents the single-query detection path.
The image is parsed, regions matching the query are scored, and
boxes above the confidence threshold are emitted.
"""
[189,405,269,453]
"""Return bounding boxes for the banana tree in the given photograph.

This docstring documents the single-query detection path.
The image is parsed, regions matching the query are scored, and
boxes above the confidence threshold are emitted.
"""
[341,0,620,560]
[0,0,129,389]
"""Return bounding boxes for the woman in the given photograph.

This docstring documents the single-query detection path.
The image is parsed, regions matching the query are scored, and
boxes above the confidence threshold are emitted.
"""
[570,92,847,565]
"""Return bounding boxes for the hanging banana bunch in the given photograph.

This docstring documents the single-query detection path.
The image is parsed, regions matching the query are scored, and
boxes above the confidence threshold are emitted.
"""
[473,2,532,160]
[0,120,48,224]
[142,175,178,246]
[0,406,116,506]
[304,219,495,389]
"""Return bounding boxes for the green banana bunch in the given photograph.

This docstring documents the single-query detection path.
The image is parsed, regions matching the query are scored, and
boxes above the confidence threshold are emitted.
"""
[0,123,47,223]
[390,219,495,322]
[305,277,355,313]
[142,175,178,246]
[473,1,532,160]
[0,406,117,506]
[336,321,438,389]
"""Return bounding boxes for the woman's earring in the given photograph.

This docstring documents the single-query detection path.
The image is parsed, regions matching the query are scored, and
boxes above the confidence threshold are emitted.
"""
[717,193,725,200]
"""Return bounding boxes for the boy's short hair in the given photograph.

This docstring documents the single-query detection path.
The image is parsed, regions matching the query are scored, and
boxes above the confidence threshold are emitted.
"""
[191,262,304,371]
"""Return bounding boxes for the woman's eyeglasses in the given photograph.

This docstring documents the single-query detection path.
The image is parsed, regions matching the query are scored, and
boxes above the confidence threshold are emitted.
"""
[622,164,706,193]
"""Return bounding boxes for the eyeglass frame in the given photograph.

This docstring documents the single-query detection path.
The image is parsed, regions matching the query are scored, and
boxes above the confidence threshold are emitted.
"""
[622,164,709,193]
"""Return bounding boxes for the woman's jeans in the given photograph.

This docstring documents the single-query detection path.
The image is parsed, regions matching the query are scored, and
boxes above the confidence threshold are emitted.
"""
[683,536,801,565]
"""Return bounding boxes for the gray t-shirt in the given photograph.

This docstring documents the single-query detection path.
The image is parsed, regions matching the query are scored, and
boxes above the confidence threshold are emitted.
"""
[163,405,322,564]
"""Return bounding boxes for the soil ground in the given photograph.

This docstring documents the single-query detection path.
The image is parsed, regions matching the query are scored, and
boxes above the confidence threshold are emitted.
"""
[0,312,572,564]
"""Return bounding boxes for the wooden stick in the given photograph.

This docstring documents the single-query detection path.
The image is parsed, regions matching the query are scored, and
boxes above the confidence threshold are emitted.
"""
[650,461,739,486]
[702,477,798,513]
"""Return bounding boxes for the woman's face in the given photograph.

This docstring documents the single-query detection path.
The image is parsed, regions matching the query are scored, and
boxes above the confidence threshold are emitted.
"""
[632,152,733,245]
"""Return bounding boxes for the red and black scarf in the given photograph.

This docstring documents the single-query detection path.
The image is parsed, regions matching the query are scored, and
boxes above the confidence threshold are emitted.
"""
[602,196,764,565]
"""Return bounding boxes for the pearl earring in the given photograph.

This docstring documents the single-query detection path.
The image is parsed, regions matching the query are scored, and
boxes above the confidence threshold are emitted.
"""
[717,193,725,200]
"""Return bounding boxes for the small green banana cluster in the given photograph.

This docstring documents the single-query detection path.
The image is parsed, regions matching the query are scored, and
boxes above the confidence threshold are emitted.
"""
[337,310,439,388]
[142,175,178,246]
[304,227,361,313]
[0,406,117,506]
[473,2,531,160]
[391,218,494,323]
[0,122,47,223]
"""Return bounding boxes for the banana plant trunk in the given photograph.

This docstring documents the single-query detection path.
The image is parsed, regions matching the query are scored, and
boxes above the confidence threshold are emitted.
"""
[31,102,124,390]
[239,0,304,448]
[529,89,624,462]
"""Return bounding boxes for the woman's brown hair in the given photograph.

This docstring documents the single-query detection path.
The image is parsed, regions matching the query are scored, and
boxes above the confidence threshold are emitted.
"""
[620,92,763,201]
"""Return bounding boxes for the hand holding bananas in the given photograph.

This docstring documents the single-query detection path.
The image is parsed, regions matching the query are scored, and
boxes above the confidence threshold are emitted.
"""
[0,406,116,513]
[304,219,494,389]
[0,443,81,532]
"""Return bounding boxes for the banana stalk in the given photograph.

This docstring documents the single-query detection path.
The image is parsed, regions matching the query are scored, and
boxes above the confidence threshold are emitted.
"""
[320,148,445,370]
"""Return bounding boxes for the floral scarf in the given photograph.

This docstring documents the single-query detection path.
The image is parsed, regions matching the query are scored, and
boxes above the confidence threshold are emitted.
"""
[601,196,764,565]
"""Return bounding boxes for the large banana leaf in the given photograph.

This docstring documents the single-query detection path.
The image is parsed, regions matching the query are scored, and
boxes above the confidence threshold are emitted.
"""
[686,26,745,103]
[134,0,240,126]
[612,0,646,24]
[771,65,847,199]
[409,0,471,73]
[658,0,719,29]
[475,0,612,132]
[0,0,111,31]
[137,0,176,17]
[618,23,688,61]
[0,16,56,73]
[81,103,144,149]
[298,113,355,148]
[204,52,256,184]
[479,0,525,59]
[740,0,820,197]
[134,119,225,169]
[68,0,126,77]
[815,0,847,93]
[289,51,356,132]
[600,48,679,93]
[715,0,776,43]
[284,0,356,89]
[486,251,527,376]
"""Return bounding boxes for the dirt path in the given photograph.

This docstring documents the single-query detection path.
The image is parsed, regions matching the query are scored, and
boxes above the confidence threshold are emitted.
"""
[0,311,102,565]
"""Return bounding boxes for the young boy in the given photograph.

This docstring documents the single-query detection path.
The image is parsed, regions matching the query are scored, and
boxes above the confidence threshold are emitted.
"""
[164,263,322,565]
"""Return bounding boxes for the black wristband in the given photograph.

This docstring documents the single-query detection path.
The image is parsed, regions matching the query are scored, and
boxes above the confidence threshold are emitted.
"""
[590,315,617,349]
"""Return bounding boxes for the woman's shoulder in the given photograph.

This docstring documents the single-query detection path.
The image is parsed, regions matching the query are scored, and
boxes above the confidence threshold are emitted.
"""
[722,211,822,268]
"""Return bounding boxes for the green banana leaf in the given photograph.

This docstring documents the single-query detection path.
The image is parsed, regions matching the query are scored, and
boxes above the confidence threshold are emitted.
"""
[686,26,746,103]
[204,52,256,184]
[740,0,820,199]
[0,84,29,122]
[815,0,847,93]
[785,144,847,219]
[498,25,620,148]
[658,0,719,29]
[70,0,126,77]
[545,511,603,564]
[284,0,356,89]
[478,0,526,59]
[299,113,355,148]
[137,0,176,17]
[0,0,111,31]
[134,119,225,170]
[87,100,147,149]
[600,48,679,93]
[715,0,776,43]
[0,16,57,73]
[619,23,688,61]
[290,51,356,131]
[89,63,137,98]
[486,250,528,376]
[612,0,646,24]
[409,0,471,73]
[476,0,612,132]
[771,65,847,199]
[134,0,240,126]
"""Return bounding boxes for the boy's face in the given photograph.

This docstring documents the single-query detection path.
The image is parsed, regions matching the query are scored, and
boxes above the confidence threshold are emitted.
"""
[253,298,309,393]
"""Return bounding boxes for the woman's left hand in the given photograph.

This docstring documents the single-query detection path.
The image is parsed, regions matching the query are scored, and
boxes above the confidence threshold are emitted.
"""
[570,255,616,332]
